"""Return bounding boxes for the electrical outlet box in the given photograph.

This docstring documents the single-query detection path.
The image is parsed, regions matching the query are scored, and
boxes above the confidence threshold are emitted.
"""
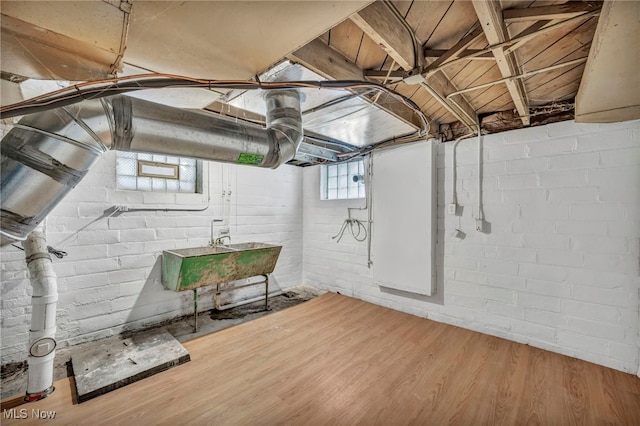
[447,203,457,215]
[218,227,230,237]
[476,219,484,232]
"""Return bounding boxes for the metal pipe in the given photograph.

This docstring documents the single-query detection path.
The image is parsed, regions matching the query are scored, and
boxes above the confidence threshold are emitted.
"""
[424,10,599,76]
[193,289,198,333]
[215,290,284,311]
[264,274,270,311]
[0,90,302,244]
[476,123,484,232]
[366,154,373,268]
[23,229,58,402]
[446,57,589,98]
[451,133,476,206]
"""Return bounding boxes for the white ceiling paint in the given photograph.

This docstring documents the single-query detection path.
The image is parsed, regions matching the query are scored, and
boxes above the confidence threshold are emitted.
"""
[1,1,371,82]
[123,1,371,80]
[1,0,128,80]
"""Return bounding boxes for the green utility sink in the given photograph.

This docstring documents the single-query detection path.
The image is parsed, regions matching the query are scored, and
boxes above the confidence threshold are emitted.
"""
[161,243,282,292]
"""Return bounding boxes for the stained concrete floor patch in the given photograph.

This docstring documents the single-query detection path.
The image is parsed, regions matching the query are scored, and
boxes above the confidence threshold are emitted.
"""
[71,329,190,403]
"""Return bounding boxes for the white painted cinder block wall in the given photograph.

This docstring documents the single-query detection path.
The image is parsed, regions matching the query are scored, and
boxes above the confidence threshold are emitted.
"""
[0,152,303,364]
[303,120,640,374]
[1,119,638,376]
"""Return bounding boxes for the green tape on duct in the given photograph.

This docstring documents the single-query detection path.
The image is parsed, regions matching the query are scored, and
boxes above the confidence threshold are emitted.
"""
[237,153,264,165]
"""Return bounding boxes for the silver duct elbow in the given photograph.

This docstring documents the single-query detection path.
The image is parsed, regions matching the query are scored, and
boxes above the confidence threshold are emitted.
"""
[0,90,302,244]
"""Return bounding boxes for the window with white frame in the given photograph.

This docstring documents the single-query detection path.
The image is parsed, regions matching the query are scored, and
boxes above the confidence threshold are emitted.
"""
[320,159,365,200]
[116,152,201,193]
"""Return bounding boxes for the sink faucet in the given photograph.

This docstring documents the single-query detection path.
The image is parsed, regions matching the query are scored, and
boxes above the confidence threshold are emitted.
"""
[212,235,231,247]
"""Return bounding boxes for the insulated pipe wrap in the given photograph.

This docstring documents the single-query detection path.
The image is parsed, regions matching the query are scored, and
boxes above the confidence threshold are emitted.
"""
[23,231,58,398]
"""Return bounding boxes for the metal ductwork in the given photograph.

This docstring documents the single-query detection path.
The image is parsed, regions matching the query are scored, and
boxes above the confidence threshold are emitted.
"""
[0,90,303,244]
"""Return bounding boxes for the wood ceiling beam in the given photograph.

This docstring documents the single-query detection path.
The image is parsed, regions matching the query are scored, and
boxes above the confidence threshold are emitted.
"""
[473,0,530,125]
[287,38,363,81]
[351,2,478,130]
[503,2,601,23]
[287,39,423,129]
[350,1,415,71]
[418,74,478,130]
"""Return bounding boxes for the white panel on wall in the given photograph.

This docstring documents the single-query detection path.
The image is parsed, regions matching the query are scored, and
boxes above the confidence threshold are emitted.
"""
[371,140,436,296]
[304,119,640,375]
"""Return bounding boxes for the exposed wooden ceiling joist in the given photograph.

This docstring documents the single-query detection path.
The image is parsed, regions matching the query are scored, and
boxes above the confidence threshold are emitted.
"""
[287,39,423,130]
[350,1,415,71]
[503,2,601,23]
[473,0,531,126]
[350,1,478,131]
[419,75,478,130]
[287,38,363,81]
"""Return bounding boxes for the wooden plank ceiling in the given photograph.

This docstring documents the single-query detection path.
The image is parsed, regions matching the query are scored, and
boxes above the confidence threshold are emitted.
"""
[290,0,602,140]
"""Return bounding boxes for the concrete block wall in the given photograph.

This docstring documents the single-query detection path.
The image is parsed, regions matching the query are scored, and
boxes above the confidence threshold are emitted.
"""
[2,119,638,375]
[303,120,640,374]
[0,152,303,364]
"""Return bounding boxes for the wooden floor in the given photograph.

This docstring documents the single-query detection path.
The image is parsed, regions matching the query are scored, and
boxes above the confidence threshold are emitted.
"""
[3,293,639,425]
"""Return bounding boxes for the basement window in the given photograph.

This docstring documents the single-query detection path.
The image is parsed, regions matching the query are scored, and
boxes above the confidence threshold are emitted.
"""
[321,159,365,200]
[116,152,202,193]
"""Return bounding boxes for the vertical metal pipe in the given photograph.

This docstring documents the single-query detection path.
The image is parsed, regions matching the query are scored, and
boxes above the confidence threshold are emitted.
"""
[193,288,198,333]
[264,274,270,311]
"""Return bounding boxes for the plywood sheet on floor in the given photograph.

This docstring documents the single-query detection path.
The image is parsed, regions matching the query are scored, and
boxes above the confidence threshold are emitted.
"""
[2,293,639,424]
[71,329,190,403]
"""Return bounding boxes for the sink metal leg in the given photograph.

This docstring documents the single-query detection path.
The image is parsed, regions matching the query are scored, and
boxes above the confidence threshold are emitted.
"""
[214,283,221,310]
[193,288,198,333]
[264,274,270,311]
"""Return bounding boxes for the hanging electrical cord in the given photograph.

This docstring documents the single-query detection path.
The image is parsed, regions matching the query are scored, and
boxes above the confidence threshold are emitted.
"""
[382,0,421,70]
[336,130,428,162]
[0,74,429,134]
[301,89,377,115]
